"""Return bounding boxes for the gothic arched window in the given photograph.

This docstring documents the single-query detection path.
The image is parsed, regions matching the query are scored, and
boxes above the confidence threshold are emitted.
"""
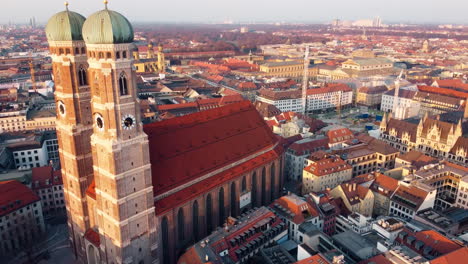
[78,67,87,86]
[192,201,199,241]
[177,208,185,242]
[119,73,128,96]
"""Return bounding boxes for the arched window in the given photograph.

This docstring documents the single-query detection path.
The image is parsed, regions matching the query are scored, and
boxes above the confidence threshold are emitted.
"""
[219,187,225,226]
[93,74,99,95]
[177,208,184,242]
[78,67,87,86]
[271,163,276,201]
[119,73,128,96]
[230,182,236,217]
[161,217,170,264]
[242,176,246,192]
[206,194,213,234]
[261,167,266,205]
[252,172,257,207]
[192,201,199,241]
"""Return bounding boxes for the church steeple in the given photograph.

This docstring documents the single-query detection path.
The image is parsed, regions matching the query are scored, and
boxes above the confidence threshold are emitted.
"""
[147,41,155,59]
[82,3,158,263]
[46,3,93,260]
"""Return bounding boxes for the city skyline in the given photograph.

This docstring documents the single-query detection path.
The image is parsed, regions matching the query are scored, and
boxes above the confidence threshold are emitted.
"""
[2,0,468,25]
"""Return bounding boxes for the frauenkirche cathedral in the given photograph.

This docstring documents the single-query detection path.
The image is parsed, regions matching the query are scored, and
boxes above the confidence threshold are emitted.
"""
[46,2,283,264]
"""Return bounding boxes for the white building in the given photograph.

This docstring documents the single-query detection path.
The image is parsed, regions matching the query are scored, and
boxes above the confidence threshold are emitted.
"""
[285,137,329,181]
[380,88,419,119]
[256,89,303,113]
[0,180,46,255]
[335,213,373,234]
[7,131,58,169]
[305,84,353,112]
[256,83,353,114]
[389,183,436,219]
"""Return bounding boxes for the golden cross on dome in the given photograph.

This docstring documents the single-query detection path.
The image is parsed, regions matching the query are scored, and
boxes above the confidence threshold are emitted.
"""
[64,1,69,10]
[104,0,109,9]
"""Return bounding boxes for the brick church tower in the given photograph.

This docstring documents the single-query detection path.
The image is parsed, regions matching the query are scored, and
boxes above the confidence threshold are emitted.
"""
[45,3,94,260]
[81,2,158,264]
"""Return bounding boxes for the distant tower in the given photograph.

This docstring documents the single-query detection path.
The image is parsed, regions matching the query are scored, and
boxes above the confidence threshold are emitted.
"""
[421,40,430,53]
[393,70,405,119]
[45,2,93,260]
[157,43,165,73]
[301,46,309,115]
[82,1,158,263]
[147,41,155,59]
[28,58,37,93]
[361,28,368,40]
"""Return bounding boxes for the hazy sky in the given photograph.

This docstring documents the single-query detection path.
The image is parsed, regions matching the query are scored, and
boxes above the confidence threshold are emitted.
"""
[3,0,467,24]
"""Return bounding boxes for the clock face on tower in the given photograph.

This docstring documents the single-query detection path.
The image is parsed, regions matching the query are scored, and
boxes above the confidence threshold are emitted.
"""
[122,114,136,130]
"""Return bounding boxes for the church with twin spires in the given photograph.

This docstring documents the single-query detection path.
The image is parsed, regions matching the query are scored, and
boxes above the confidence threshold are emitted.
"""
[46,2,283,264]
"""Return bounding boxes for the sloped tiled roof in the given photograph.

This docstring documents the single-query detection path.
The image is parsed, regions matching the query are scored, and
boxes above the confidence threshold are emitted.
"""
[384,118,418,142]
[145,101,278,196]
[430,247,468,264]
[0,180,40,217]
[305,157,351,177]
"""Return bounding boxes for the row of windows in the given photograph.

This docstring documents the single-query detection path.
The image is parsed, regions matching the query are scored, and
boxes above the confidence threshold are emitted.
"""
[14,150,38,156]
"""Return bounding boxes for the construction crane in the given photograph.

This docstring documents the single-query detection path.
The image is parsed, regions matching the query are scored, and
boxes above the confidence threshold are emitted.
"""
[301,45,309,116]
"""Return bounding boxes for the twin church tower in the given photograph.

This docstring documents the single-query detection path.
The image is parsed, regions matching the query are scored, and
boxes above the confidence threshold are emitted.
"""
[46,2,157,263]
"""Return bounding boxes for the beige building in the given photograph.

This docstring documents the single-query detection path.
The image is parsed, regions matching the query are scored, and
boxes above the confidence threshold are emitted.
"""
[0,108,56,133]
[259,60,317,82]
[380,112,464,158]
[302,155,352,193]
[331,182,374,216]
[456,176,468,209]
[0,109,27,132]
[356,85,388,107]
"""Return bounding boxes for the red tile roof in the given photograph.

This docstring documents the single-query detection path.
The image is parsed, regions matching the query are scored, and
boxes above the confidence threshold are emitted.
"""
[391,184,429,210]
[418,85,468,99]
[0,180,40,217]
[294,254,331,264]
[307,83,352,95]
[272,194,319,224]
[305,157,351,177]
[340,183,371,205]
[430,247,468,264]
[433,79,468,91]
[396,229,462,257]
[84,228,100,247]
[31,166,62,190]
[327,127,354,143]
[86,180,96,200]
[369,173,399,197]
[142,101,282,215]
[289,138,329,156]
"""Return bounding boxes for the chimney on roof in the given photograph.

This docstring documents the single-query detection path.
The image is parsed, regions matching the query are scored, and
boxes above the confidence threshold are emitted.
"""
[353,183,356,191]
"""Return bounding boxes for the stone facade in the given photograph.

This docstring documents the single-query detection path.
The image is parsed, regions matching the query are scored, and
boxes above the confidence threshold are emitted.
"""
[50,39,94,260]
